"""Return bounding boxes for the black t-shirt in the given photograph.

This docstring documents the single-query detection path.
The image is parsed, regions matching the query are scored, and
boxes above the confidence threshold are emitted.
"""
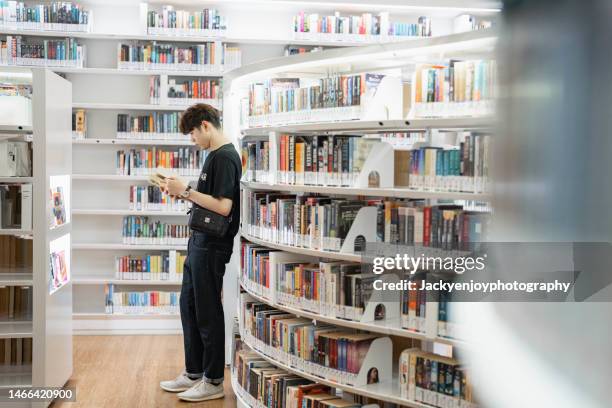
[194,143,242,246]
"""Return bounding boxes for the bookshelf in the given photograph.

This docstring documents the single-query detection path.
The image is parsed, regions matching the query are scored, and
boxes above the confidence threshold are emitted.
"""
[224,23,493,408]
[0,67,73,404]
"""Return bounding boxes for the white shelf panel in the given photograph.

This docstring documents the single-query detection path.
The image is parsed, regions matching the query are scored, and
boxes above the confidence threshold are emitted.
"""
[72,102,194,111]
[0,177,33,183]
[0,274,33,285]
[0,365,32,388]
[73,209,187,216]
[241,230,360,262]
[241,331,430,408]
[73,139,193,146]
[0,322,33,339]
[50,67,225,77]
[241,117,493,136]
[0,124,32,134]
[231,375,251,408]
[0,229,33,236]
[73,277,181,286]
[73,243,187,250]
[242,181,491,201]
[72,175,198,182]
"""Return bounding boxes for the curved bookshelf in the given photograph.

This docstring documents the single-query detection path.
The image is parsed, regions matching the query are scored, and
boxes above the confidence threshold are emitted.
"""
[241,230,361,262]
[241,117,494,136]
[225,29,497,85]
[241,180,491,201]
[240,279,465,347]
[239,327,429,408]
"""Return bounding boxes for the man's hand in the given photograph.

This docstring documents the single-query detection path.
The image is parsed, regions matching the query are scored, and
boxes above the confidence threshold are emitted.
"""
[162,177,188,197]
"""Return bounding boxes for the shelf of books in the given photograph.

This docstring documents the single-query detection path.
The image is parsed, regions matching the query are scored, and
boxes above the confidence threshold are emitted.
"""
[0,67,73,401]
[224,26,494,408]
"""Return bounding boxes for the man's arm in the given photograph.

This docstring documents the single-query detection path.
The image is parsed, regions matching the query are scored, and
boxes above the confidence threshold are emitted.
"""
[186,189,232,217]
[162,178,232,216]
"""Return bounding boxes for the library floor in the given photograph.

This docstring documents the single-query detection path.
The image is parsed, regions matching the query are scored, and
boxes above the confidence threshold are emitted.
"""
[51,336,236,408]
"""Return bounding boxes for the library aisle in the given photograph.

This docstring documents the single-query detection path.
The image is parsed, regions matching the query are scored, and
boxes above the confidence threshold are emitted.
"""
[1,1,610,408]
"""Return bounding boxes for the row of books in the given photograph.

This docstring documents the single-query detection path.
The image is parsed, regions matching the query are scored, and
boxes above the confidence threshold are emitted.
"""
[401,134,492,193]
[121,216,189,245]
[116,112,187,139]
[128,185,189,212]
[104,284,180,315]
[242,191,365,252]
[284,45,324,56]
[0,140,31,177]
[0,35,85,67]
[276,135,377,186]
[0,286,32,321]
[399,348,477,408]
[233,340,382,408]
[149,76,222,106]
[240,243,462,339]
[49,249,69,294]
[168,77,220,100]
[115,148,206,176]
[0,184,32,230]
[114,251,185,282]
[293,11,432,38]
[147,6,227,33]
[249,74,380,116]
[0,1,91,30]
[117,41,219,70]
[0,235,32,271]
[242,140,269,182]
[415,61,497,103]
[240,295,476,407]
[241,295,381,377]
[0,338,32,366]
[243,190,487,251]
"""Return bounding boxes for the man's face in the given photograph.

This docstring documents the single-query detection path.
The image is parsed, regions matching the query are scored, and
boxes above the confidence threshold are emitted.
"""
[190,122,211,149]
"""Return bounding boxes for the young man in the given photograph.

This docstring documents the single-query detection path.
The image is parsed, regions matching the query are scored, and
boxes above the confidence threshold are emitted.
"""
[159,104,241,402]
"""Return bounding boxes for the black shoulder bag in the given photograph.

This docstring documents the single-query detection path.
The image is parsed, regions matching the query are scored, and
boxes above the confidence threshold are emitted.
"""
[188,204,231,237]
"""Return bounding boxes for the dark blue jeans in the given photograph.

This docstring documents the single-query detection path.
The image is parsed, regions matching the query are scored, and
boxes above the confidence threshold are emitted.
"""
[181,231,232,383]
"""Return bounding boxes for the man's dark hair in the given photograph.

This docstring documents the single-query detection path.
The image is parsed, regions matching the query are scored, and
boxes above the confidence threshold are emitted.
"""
[179,103,222,134]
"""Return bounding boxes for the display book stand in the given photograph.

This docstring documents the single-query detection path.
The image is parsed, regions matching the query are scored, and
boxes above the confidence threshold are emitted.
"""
[238,292,393,389]
[150,74,222,108]
[246,75,402,128]
[0,68,73,408]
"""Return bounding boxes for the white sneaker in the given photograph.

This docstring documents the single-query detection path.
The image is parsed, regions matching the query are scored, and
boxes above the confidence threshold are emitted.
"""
[178,380,224,402]
[160,371,200,392]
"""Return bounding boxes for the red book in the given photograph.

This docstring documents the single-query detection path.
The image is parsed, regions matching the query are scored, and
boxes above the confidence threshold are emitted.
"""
[423,206,431,246]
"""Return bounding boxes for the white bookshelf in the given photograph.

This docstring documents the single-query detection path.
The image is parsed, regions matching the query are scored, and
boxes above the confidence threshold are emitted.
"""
[0,67,73,405]
[73,209,186,216]
[73,243,187,251]
[225,24,494,406]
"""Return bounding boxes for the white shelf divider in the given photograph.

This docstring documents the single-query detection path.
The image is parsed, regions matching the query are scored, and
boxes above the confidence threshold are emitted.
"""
[73,139,193,146]
[73,209,187,216]
[73,243,187,251]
